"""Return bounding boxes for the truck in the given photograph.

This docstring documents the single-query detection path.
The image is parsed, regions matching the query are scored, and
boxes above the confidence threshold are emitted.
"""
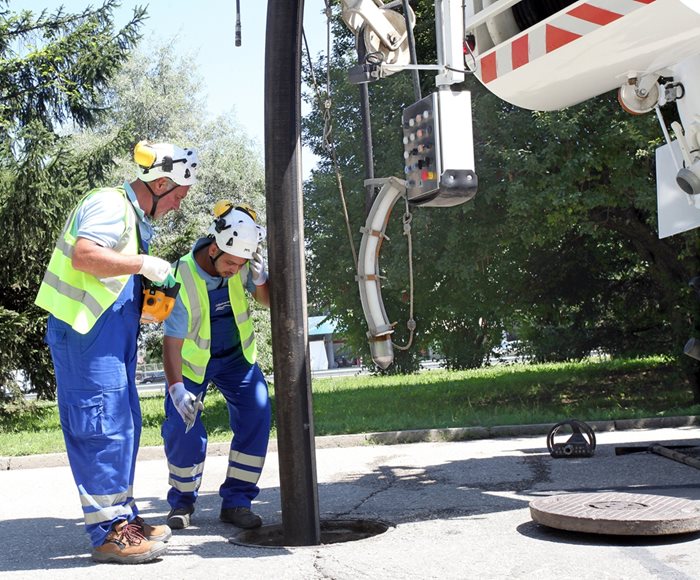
[340,0,700,367]
[342,0,700,368]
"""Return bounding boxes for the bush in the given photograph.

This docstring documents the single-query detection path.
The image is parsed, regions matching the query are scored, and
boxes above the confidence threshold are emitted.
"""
[518,323,595,363]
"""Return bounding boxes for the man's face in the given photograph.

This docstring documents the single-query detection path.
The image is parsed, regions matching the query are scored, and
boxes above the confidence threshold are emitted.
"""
[210,246,248,278]
[152,178,191,218]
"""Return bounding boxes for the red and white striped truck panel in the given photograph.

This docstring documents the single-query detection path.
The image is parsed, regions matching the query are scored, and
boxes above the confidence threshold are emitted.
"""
[471,0,700,110]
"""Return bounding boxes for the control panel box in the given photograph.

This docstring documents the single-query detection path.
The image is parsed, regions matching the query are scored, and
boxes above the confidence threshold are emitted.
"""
[401,90,477,207]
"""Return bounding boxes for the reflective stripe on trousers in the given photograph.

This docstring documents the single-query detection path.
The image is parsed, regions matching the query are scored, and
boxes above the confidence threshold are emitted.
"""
[226,449,265,483]
[167,459,206,493]
[162,354,270,511]
[80,485,135,525]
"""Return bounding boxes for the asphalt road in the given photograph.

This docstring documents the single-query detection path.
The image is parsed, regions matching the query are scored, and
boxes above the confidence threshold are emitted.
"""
[3,420,700,578]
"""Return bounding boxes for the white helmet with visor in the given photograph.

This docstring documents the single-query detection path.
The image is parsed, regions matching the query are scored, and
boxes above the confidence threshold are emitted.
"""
[134,140,198,186]
[208,203,266,259]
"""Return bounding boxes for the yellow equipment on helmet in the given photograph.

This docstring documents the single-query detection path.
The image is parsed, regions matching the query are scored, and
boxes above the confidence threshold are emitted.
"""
[213,199,258,223]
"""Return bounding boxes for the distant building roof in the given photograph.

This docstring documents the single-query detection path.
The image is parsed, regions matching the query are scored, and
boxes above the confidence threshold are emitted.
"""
[309,315,337,336]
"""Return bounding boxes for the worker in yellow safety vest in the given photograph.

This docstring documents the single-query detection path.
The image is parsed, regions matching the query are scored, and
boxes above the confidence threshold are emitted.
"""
[35,141,199,565]
[161,201,271,531]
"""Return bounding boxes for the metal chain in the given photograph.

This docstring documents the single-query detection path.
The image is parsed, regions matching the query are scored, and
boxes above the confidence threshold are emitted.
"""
[304,2,416,352]
[393,195,416,351]
[303,2,358,269]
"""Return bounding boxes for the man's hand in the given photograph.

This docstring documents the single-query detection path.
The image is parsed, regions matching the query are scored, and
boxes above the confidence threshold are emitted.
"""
[168,382,204,424]
[139,255,172,283]
[162,272,179,288]
[251,246,268,286]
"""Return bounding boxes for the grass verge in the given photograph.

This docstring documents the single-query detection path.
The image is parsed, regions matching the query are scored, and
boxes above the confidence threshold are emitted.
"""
[1,355,698,457]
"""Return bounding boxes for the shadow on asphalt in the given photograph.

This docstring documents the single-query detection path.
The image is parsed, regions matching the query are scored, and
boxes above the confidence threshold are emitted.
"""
[517,520,700,546]
[1,452,533,571]
[5,444,700,571]
[0,494,292,572]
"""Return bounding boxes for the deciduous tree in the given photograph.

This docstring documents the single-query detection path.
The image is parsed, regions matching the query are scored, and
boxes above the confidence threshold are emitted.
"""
[302,1,700,402]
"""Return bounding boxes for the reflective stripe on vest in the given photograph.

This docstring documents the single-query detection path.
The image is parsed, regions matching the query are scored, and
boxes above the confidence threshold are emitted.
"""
[34,187,139,334]
[177,253,256,383]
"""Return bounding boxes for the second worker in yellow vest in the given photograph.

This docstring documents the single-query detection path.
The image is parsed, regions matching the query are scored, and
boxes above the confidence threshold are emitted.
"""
[161,202,271,531]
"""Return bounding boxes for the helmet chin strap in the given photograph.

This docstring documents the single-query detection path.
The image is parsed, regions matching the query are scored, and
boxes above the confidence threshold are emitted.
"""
[145,181,178,218]
[207,239,226,270]
[210,249,225,266]
[209,248,230,285]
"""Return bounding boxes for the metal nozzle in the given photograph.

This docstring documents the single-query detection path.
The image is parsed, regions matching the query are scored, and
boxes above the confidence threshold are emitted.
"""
[684,338,700,361]
[369,335,394,370]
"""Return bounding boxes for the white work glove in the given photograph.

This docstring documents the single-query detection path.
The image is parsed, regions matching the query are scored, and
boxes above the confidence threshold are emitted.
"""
[168,382,203,424]
[139,255,172,283]
[250,246,268,286]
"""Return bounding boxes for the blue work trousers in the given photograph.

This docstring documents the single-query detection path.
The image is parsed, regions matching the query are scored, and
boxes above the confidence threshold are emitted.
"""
[162,354,271,511]
[46,287,142,547]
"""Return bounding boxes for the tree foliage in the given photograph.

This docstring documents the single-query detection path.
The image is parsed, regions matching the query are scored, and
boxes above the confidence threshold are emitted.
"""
[76,39,271,373]
[0,0,145,401]
[302,0,700,398]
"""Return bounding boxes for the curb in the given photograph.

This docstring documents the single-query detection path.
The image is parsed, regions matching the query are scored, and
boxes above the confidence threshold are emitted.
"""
[2,415,698,471]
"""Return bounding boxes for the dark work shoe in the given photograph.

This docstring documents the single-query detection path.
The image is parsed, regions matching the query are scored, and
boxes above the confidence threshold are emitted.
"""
[219,507,262,529]
[167,505,195,530]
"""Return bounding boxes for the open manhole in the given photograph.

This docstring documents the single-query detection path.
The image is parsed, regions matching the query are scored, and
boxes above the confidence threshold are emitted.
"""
[229,518,393,548]
[530,492,700,536]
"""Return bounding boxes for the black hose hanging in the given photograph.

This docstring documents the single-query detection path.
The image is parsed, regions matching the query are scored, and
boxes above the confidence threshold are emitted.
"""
[235,0,241,46]
[264,0,321,547]
[402,0,421,102]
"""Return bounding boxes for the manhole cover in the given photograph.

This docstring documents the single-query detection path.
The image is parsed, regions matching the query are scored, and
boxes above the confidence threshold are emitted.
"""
[530,492,700,536]
[229,518,393,548]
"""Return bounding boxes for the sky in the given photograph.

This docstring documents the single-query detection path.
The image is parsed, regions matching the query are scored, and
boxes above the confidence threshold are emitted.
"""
[13,1,330,171]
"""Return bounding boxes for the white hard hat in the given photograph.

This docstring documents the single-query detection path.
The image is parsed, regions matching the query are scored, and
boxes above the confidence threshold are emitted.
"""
[208,208,266,259]
[134,140,198,186]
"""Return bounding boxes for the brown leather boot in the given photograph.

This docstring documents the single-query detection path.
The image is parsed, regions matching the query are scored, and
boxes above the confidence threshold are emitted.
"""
[132,515,172,542]
[91,520,167,564]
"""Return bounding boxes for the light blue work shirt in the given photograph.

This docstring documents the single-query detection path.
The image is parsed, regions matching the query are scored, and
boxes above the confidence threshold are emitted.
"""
[75,182,153,249]
[164,238,256,339]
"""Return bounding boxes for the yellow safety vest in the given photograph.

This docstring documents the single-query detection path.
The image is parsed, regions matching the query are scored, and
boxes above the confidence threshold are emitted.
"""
[177,252,257,382]
[34,187,139,334]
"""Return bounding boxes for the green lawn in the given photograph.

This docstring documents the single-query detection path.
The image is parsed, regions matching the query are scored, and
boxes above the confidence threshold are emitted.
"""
[1,355,698,456]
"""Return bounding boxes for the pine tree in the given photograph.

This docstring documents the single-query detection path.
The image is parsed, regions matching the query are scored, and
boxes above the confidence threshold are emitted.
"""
[0,0,145,401]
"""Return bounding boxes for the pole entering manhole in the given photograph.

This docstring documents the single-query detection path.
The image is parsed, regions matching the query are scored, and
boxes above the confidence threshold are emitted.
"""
[264,0,320,546]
